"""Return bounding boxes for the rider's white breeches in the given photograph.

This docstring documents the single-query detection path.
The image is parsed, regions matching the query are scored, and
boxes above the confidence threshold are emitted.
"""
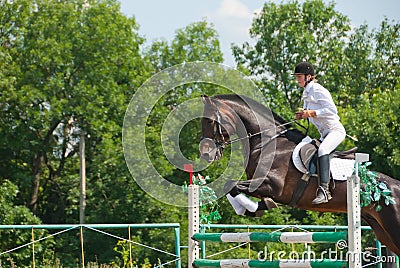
[318,125,346,156]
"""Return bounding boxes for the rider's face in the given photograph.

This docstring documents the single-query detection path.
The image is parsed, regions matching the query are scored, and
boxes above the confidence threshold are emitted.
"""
[295,74,311,88]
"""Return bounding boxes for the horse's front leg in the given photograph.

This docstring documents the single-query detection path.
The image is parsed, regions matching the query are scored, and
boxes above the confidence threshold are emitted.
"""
[224,179,278,217]
[225,177,282,199]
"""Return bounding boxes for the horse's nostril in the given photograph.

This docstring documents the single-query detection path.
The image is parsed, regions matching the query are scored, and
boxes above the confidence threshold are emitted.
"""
[200,152,214,163]
[199,138,217,163]
[201,153,210,160]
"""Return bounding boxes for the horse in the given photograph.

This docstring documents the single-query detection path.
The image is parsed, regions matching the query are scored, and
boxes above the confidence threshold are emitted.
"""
[199,94,400,256]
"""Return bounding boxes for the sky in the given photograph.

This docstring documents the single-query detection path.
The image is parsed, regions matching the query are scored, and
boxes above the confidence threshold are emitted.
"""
[119,0,400,66]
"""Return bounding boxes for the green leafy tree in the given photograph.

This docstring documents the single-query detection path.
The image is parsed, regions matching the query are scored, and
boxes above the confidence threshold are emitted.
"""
[0,180,54,266]
[344,89,400,178]
[145,21,226,186]
[369,19,400,93]
[232,0,351,117]
[340,19,400,106]
[1,0,151,265]
[147,20,223,71]
[340,19,400,177]
[0,0,147,221]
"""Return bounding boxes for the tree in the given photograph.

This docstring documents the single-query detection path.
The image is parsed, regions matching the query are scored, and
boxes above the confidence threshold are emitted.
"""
[147,20,223,71]
[229,0,399,240]
[340,19,400,107]
[232,0,351,118]
[370,19,400,93]
[144,21,226,187]
[0,0,148,221]
[1,0,151,264]
[0,180,52,266]
[232,0,399,178]
[343,88,400,178]
[339,19,400,177]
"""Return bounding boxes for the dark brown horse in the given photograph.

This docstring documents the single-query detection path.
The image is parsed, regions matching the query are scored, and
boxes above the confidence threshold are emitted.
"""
[199,94,400,256]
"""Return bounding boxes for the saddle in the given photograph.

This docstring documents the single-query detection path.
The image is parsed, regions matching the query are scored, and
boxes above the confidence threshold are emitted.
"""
[289,139,357,206]
[299,139,357,176]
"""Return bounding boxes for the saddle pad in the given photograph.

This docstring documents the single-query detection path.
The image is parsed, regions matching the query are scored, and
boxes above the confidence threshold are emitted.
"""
[292,137,354,181]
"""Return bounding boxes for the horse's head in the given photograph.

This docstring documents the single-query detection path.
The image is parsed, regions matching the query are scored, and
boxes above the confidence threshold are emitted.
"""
[199,95,237,163]
[199,94,294,165]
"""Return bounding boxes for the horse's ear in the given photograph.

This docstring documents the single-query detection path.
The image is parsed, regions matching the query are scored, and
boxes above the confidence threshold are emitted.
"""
[202,95,211,104]
[202,95,218,108]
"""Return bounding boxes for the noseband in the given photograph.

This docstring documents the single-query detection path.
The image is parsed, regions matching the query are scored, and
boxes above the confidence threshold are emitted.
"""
[199,106,228,157]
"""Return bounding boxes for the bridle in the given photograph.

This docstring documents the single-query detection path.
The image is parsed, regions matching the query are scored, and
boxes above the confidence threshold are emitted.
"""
[199,104,230,158]
[200,103,296,159]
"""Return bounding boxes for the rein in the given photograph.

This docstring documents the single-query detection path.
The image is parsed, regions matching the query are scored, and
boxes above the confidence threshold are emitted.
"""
[225,120,295,146]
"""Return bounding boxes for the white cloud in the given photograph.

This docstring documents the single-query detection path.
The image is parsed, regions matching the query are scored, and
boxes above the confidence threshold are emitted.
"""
[216,0,253,19]
[203,0,259,65]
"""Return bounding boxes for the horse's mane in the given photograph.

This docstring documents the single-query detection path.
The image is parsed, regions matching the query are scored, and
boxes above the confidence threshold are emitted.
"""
[212,94,305,143]
[213,94,288,126]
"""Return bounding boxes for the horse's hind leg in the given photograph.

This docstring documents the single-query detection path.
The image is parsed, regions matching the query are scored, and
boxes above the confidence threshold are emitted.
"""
[364,217,396,254]
[363,215,400,256]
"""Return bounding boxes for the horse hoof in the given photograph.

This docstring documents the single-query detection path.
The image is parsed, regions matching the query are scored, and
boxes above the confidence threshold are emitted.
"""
[255,210,264,217]
[263,197,278,209]
[244,210,264,217]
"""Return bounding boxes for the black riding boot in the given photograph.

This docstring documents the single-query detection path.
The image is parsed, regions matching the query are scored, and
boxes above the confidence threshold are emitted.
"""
[312,154,332,205]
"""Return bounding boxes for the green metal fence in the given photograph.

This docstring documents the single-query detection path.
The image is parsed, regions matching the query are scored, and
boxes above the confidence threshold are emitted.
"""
[1,223,398,268]
[0,223,181,268]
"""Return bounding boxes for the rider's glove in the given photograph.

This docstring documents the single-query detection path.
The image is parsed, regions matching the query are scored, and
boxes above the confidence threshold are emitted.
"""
[295,109,316,120]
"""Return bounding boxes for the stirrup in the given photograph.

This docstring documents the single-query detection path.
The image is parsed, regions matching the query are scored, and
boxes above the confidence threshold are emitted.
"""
[312,186,332,205]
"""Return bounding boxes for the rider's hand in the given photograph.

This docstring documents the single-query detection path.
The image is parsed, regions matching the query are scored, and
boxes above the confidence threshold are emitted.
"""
[295,109,316,120]
[295,110,303,120]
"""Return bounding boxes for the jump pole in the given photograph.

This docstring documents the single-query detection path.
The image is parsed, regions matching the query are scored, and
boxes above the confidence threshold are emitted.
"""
[193,231,347,243]
[347,153,369,268]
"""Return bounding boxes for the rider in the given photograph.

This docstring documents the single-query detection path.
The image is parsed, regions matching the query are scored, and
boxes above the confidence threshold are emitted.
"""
[293,61,346,205]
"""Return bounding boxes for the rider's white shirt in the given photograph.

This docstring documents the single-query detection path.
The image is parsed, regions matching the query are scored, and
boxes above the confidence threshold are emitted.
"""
[302,81,345,137]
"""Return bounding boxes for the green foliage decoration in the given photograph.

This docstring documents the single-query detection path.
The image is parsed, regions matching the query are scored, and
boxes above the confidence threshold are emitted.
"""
[182,174,222,225]
[359,162,396,211]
